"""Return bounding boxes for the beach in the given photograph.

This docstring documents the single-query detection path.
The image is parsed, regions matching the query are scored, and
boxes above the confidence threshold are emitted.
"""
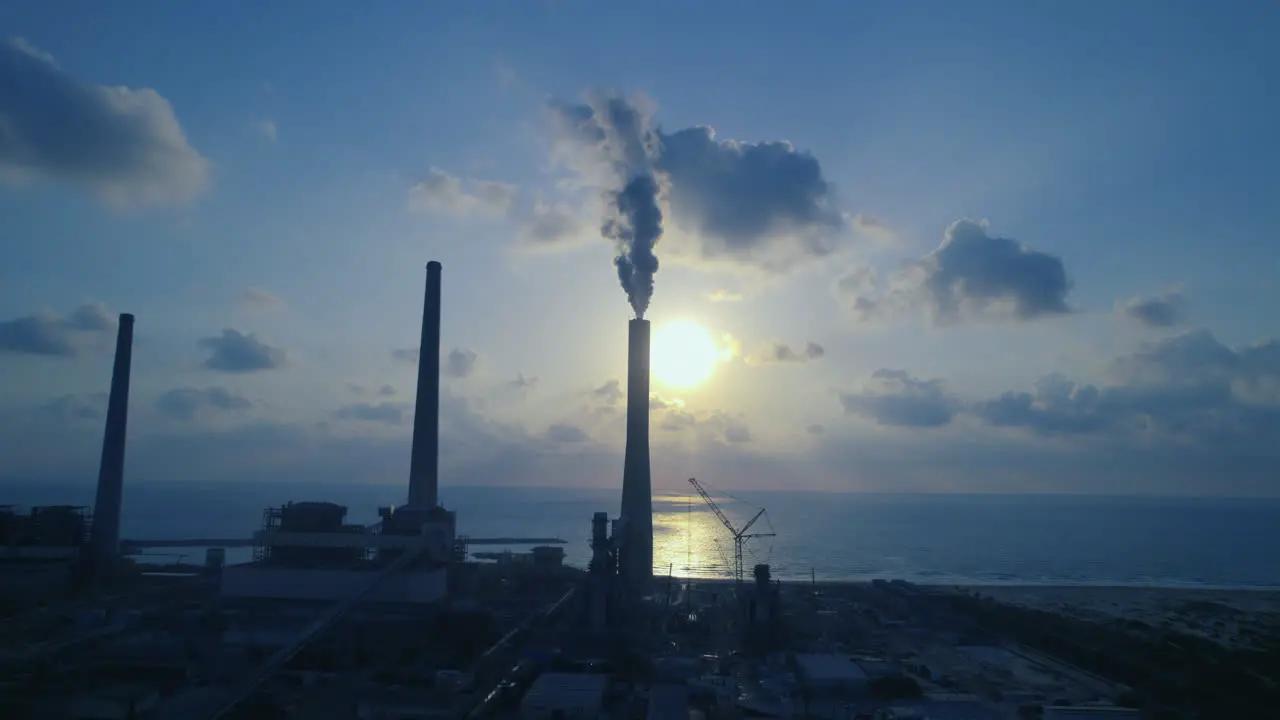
[962,584,1280,649]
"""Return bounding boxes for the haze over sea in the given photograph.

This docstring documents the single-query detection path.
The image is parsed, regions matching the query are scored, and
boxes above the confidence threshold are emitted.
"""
[6,482,1277,590]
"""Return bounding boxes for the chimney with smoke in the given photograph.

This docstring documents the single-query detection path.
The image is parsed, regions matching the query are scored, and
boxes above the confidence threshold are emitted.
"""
[408,262,442,509]
[89,313,134,585]
[620,317,653,586]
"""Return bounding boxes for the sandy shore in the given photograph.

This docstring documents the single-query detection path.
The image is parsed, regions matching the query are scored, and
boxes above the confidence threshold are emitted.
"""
[958,584,1280,649]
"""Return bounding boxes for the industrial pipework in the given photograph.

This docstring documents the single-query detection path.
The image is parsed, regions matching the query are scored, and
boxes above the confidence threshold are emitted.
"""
[620,318,653,587]
[88,313,134,584]
[408,261,442,509]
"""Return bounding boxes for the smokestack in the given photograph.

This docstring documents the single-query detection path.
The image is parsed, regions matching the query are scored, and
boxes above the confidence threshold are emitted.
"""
[89,313,134,584]
[620,318,653,586]
[408,261,442,509]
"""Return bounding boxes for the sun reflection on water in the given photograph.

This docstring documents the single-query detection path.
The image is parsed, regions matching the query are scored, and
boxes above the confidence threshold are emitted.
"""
[651,492,773,579]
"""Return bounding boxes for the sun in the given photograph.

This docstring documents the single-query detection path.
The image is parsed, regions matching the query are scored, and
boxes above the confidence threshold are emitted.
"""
[651,319,720,389]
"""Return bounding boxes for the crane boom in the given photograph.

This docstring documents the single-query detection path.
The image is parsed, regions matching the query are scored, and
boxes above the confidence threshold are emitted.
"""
[689,478,734,536]
[687,478,775,585]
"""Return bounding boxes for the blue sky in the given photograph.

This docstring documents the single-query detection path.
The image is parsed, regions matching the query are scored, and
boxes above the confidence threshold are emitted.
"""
[2,1,1278,497]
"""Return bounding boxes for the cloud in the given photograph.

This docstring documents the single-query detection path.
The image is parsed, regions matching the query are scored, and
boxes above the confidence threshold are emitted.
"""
[546,91,850,273]
[839,369,958,428]
[1120,290,1189,328]
[156,387,252,421]
[391,348,418,363]
[510,373,537,391]
[545,423,589,443]
[834,330,1280,452]
[409,168,516,216]
[445,347,478,378]
[255,118,277,143]
[0,38,210,208]
[649,392,683,410]
[750,341,825,364]
[41,392,108,423]
[805,423,825,436]
[590,379,624,405]
[652,404,751,445]
[378,384,396,397]
[336,402,409,425]
[0,302,116,357]
[517,202,586,247]
[841,220,1072,326]
[198,329,286,373]
[706,289,743,303]
[241,286,282,312]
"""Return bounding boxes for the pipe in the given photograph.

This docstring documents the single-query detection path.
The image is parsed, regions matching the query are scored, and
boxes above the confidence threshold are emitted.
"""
[89,313,134,584]
[620,318,653,586]
[408,262,442,509]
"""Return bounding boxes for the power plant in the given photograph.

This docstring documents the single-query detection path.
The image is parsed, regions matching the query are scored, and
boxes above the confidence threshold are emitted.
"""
[1,261,802,720]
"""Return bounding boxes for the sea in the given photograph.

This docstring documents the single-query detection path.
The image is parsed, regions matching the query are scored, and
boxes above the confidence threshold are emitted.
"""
[4,481,1278,589]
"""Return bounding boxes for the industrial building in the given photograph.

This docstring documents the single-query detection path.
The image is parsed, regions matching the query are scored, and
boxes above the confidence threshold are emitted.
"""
[519,672,608,719]
[2,257,1180,720]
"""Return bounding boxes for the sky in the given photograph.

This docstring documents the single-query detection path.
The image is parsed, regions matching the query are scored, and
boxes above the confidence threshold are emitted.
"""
[2,1,1279,498]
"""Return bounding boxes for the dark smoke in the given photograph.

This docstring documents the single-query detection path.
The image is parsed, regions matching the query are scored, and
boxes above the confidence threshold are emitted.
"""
[605,175,663,318]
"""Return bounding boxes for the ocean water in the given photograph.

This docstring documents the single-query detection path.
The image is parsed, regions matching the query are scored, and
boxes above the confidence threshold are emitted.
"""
[4,481,1278,589]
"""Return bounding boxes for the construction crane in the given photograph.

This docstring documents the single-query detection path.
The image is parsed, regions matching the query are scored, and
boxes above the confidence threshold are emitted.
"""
[687,478,775,586]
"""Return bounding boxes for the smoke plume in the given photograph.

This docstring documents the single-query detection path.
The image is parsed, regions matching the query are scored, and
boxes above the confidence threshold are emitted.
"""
[550,93,665,318]
[606,175,663,318]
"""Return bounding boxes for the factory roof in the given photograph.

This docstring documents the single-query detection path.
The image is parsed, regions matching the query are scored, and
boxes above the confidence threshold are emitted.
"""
[794,653,869,683]
[647,683,690,720]
[520,672,607,712]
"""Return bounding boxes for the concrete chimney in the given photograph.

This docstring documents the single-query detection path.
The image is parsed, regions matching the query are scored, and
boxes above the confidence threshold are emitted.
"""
[620,318,653,586]
[89,313,134,584]
[408,261,442,509]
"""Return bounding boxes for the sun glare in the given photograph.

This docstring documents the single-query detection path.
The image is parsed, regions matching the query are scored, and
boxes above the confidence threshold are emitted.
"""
[651,319,720,389]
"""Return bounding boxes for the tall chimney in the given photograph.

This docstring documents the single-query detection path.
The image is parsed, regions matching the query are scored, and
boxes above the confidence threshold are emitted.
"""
[408,261,442,509]
[620,318,653,586]
[89,313,134,584]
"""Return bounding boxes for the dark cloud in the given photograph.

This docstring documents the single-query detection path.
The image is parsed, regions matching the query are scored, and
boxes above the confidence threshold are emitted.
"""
[545,423,589,443]
[198,329,286,373]
[1120,290,1190,328]
[41,392,108,423]
[841,220,1072,326]
[377,384,396,397]
[336,402,408,425]
[970,374,1111,436]
[754,341,825,364]
[391,348,418,363]
[657,125,843,268]
[841,330,1280,450]
[839,369,958,428]
[590,379,624,405]
[408,168,516,216]
[0,302,116,357]
[548,92,849,274]
[445,347,478,378]
[653,404,750,444]
[0,38,209,207]
[156,387,251,421]
[518,203,584,246]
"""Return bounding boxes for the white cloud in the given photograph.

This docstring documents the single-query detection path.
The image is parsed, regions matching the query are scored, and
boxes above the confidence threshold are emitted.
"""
[409,168,516,216]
